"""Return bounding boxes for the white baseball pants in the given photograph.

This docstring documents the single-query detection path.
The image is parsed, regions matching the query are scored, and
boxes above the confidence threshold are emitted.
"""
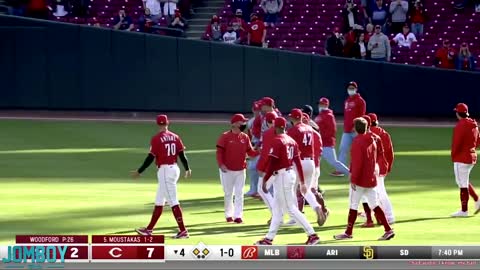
[258,176,275,211]
[350,185,379,210]
[266,169,315,240]
[155,164,180,206]
[295,159,320,210]
[219,169,246,219]
[313,166,320,188]
[454,162,474,188]
[376,176,394,222]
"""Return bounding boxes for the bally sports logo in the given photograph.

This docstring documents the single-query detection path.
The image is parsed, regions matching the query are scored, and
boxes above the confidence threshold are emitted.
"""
[241,246,258,260]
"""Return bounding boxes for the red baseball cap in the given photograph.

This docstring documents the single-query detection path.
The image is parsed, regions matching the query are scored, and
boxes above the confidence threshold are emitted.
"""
[231,113,248,124]
[347,81,358,89]
[454,103,469,114]
[368,113,378,122]
[156,114,169,125]
[318,97,330,106]
[261,97,275,107]
[274,117,287,129]
[288,108,303,120]
[265,111,278,123]
[362,114,371,127]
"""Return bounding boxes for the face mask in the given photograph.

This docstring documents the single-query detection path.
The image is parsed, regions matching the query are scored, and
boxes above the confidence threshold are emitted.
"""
[348,89,357,96]
[335,32,340,38]
[239,124,247,132]
[318,106,327,111]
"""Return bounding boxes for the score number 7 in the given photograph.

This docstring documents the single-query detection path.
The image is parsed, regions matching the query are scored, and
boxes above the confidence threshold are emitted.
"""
[147,248,155,258]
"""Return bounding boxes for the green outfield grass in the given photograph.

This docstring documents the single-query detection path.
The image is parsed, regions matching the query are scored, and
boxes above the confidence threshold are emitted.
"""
[1,119,479,246]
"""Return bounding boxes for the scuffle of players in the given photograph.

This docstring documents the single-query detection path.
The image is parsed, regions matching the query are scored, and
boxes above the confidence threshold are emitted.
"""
[131,81,480,245]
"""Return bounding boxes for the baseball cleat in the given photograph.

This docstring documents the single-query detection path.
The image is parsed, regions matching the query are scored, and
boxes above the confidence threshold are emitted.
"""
[255,238,273,245]
[306,234,320,245]
[334,233,353,240]
[329,171,345,177]
[450,210,468,217]
[378,230,395,241]
[360,221,375,228]
[474,200,480,215]
[234,218,243,224]
[172,230,189,239]
[284,219,297,226]
[135,227,153,236]
[226,217,234,223]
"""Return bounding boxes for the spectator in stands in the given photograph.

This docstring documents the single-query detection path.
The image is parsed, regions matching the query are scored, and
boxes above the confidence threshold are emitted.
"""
[27,0,48,19]
[454,0,480,11]
[52,0,68,17]
[169,8,186,31]
[368,24,391,61]
[325,27,345,57]
[364,23,374,42]
[351,32,369,59]
[162,0,178,20]
[248,13,266,47]
[434,39,456,69]
[138,8,155,33]
[223,24,239,44]
[231,9,248,43]
[389,0,408,34]
[342,0,363,33]
[5,0,27,16]
[392,24,417,48]
[113,9,134,31]
[343,28,358,56]
[368,0,389,32]
[204,15,224,41]
[232,0,255,22]
[142,0,161,21]
[456,43,476,71]
[260,0,283,28]
[410,0,426,36]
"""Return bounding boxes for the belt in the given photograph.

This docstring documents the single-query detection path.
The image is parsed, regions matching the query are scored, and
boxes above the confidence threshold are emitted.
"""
[273,167,293,175]
[302,157,313,160]
[157,163,177,168]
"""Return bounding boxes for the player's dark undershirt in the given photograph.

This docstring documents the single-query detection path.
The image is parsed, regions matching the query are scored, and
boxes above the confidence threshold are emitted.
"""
[137,152,190,174]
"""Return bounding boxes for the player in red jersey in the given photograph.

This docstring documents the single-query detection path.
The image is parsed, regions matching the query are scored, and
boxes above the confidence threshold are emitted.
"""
[252,97,282,139]
[334,118,394,241]
[256,117,320,245]
[287,108,328,226]
[302,113,325,198]
[131,115,192,238]
[256,111,278,218]
[216,114,259,223]
[450,103,480,217]
[368,113,395,224]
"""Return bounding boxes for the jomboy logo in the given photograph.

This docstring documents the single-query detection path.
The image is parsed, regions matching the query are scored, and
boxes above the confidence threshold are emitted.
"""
[2,246,66,269]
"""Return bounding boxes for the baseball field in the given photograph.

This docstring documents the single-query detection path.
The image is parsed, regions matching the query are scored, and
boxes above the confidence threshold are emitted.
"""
[1,117,479,246]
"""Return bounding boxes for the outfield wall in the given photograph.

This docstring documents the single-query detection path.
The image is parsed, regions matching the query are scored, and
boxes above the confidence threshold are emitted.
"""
[1,15,480,117]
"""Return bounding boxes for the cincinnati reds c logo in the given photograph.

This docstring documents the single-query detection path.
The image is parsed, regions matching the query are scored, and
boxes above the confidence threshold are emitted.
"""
[242,246,258,259]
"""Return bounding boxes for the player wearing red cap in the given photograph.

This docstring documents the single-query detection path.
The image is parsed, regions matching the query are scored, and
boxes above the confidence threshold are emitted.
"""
[132,114,192,238]
[287,108,328,226]
[358,114,388,227]
[368,113,395,224]
[315,97,350,177]
[216,114,259,223]
[450,103,480,217]
[252,97,282,140]
[246,101,263,198]
[256,117,320,245]
[334,118,395,241]
[338,82,366,167]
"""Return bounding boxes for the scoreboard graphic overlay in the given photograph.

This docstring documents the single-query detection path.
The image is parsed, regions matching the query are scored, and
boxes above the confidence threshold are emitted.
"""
[1,235,480,269]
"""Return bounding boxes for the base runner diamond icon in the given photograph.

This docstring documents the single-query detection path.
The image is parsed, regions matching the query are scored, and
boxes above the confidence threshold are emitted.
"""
[191,242,211,260]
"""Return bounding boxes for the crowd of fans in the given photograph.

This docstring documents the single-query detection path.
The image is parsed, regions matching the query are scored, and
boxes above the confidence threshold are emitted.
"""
[323,0,477,71]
